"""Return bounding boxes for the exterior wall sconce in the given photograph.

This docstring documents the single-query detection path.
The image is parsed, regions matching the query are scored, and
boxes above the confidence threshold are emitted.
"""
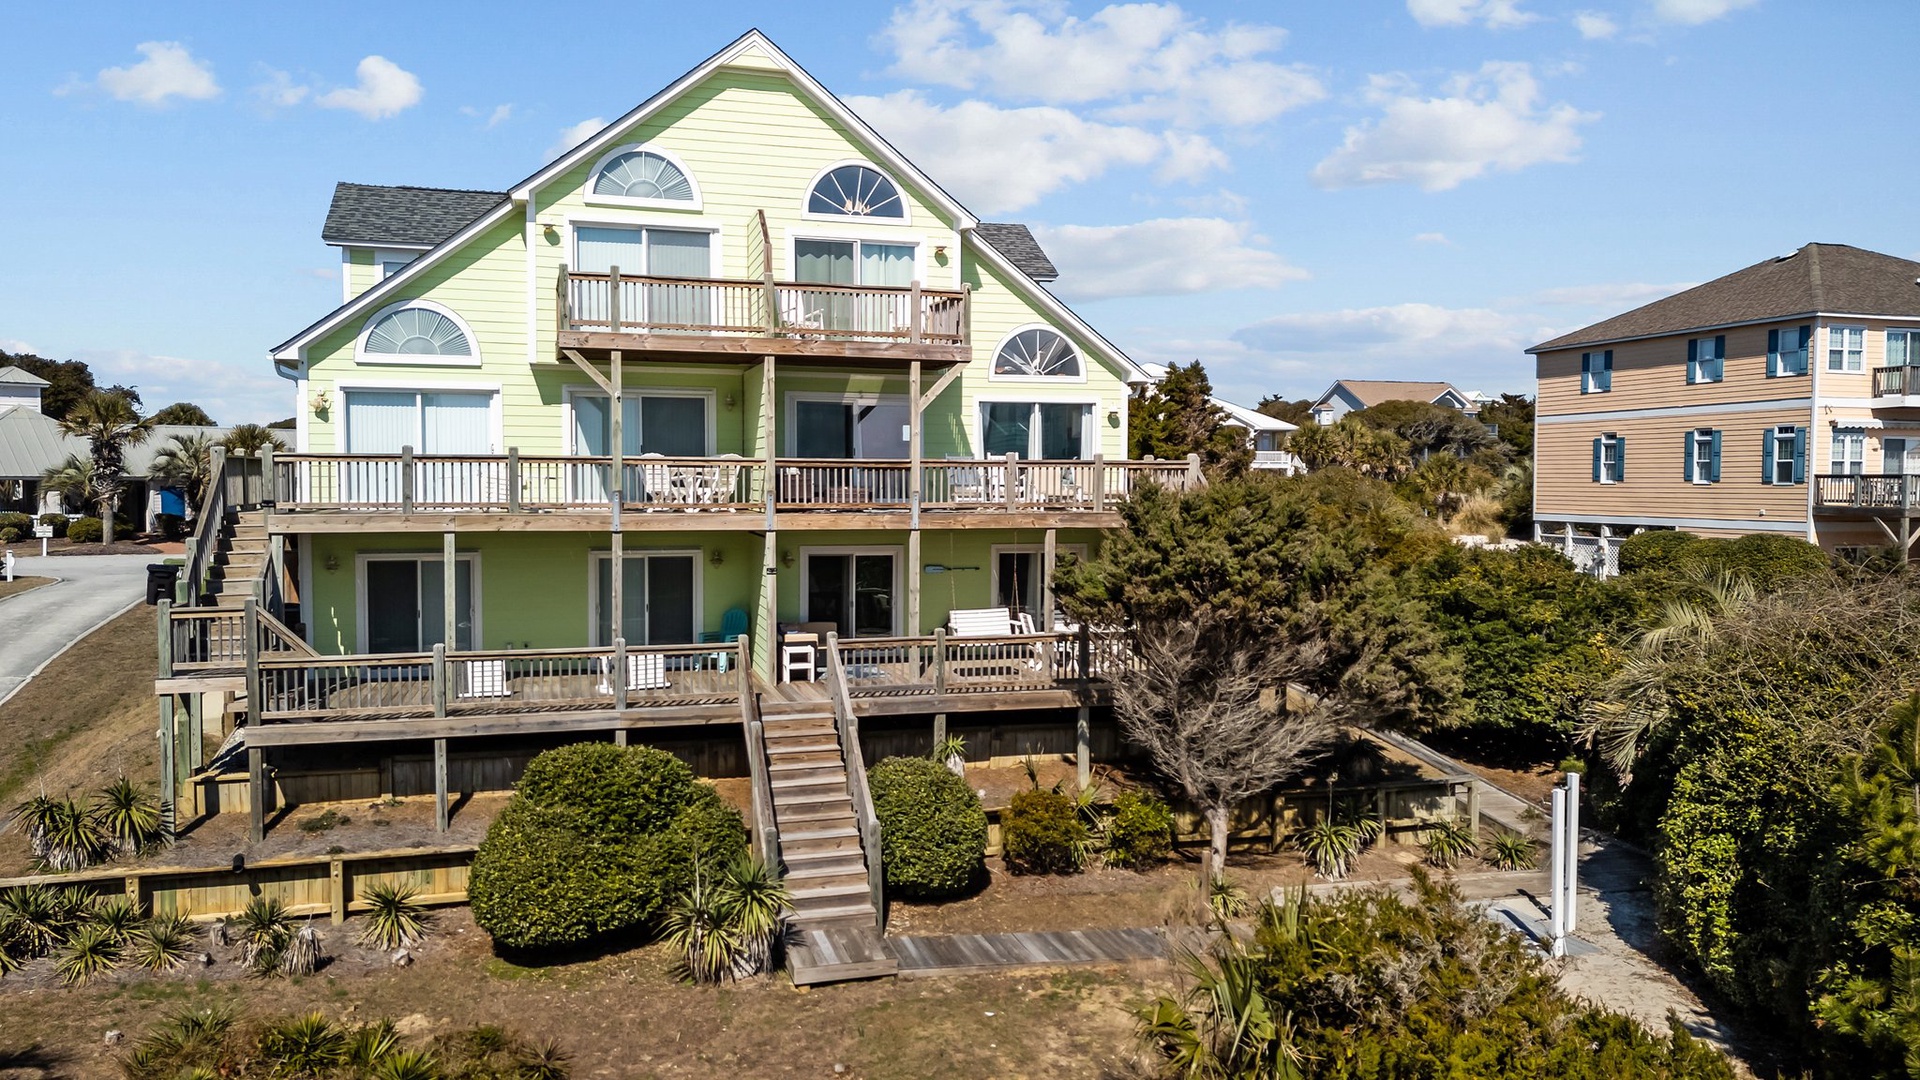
[723,393,737,410]
[934,245,948,259]
[1106,408,1120,425]
[323,552,340,572]
[310,389,332,414]
[780,550,794,568]
[710,548,724,566]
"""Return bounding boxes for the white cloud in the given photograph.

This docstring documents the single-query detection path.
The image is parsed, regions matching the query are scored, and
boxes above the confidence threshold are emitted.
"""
[1573,10,1620,37]
[1311,62,1598,191]
[879,1,1324,127]
[1412,231,1451,245]
[0,339,36,356]
[1220,303,1542,397]
[464,103,513,128]
[546,117,605,159]
[1036,219,1308,301]
[89,42,220,105]
[847,91,1222,214]
[68,348,290,425]
[1651,0,1757,24]
[251,68,309,108]
[315,56,422,120]
[1523,281,1696,307]
[1407,0,1538,29]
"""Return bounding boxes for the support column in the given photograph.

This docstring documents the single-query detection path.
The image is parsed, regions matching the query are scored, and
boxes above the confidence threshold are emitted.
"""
[186,694,204,773]
[762,532,779,680]
[610,351,625,636]
[762,355,779,680]
[1042,528,1057,629]
[434,738,449,833]
[907,530,922,635]
[248,745,266,845]
[909,360,922,531]
[442,531,457,650]
[1902,515,1911,569]
[1075,704,1091,790]
[157,697,176,837]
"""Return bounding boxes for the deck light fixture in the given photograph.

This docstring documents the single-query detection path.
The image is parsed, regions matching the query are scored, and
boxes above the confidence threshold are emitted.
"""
[710,548,724,566]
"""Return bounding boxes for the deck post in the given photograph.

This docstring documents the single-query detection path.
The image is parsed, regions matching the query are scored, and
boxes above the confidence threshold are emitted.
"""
[1902,515,1912,569]
[1186,453,1204,487]
[610,350,624,634]
[907,531,922,635]
[156,598,173,676]
[442,531,457,650]
[157,696,176,838]
[433,738,449,832]
[613,637,629,711]
[1041,529,1057,630]
[1004,452,1020,512]
[431,643,448,718]
[608,265,622,332]
[933,628,948,700]
[260,445,276,508]
[400,445,415,514]
[329,858,347,925]
[761,532,779,680]
[909,359,922,530]
[1466,778,1482,842]
[1075,705,1091,790]
[187,693,204,773]
[506,447,521,513]
[247,745,266,845]
[1090,453,1105,507]
[174,697,192,811]
[908,280,924,343]
[242,598,261,724]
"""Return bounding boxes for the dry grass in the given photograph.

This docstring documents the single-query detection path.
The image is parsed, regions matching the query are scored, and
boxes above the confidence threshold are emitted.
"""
[0,575,53,602]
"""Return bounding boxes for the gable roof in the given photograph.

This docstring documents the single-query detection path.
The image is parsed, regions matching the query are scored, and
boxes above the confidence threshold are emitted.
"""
[974,224,1056,282]
[322,184,506,248]
[1215,398,1296,433]
[0,366,49,387]
[1315,380,1462,409]
[1530,243,1920,353]
[0,406,81,478]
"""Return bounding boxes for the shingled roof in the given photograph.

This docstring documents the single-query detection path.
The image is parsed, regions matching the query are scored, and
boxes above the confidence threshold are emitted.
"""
[1531,243,1920,353]
[974,223,1058,282]
[321,183,508,248]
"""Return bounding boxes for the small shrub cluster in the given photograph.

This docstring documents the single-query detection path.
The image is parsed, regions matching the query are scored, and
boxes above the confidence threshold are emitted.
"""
[468,743,746,951]
[0,885,201,983]
[868,756,987,899]
[231,896,325,977]
[1002,789,1088,874]
[66,516,102,544]
[119,1007,570,1080]
[1101,789,1174,869]
[10,777,165,871]
[662,854,790,983]
[0,511,31,542]
[1616,529,1831,587]
[1296,804,1385,880]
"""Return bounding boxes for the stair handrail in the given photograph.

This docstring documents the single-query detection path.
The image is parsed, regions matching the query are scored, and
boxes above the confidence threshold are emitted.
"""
[824,633,884,930]
[255,607,316,657]
[179,446,230,604]
[737,636,781,869]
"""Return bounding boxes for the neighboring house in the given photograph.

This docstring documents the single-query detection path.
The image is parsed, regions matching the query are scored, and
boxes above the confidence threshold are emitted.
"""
[0,366,48,414]
[1139,363,1301,472]
[1310,379,1479,425]
[1529,242,1920,569]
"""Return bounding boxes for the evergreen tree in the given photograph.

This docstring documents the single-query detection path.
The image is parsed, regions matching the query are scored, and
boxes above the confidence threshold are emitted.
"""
[1130,361,1251,473]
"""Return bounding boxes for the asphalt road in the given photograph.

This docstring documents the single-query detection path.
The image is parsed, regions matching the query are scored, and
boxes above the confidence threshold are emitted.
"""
[0,553,154,706]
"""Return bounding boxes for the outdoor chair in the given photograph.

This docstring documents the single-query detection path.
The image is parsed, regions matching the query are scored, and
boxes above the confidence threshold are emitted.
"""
[597,650,672,694]
[699,607,751,671]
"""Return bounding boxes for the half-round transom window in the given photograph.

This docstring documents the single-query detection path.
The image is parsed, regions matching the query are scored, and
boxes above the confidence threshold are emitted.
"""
[808,164,904,218]
[364,307,472,356]
[593,150,694,202]
[994,329,1080,378]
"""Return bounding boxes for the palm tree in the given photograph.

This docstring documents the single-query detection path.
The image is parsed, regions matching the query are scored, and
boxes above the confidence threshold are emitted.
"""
[39,454,96,514]
[146,432,217,512]
[222,424,288,458]
[55,391,153,545]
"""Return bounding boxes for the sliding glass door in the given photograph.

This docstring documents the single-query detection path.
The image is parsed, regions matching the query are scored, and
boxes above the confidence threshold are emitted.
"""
[592,552,699,646]
[793,239,914,332]
[804,552,898,638]
[362,556,475,653]
[575,226,713,327]
[343,390,495,504]
[981,402,1089,459]
[571,392,710,500]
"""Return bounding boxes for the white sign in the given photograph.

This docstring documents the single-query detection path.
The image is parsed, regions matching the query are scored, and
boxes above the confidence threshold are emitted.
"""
[32,524,52,539]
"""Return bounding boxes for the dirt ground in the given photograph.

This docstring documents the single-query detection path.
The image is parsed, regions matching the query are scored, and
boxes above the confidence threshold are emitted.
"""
[0,576,53,602]
[1420,731,1561,808]
[0,905,1159,1080]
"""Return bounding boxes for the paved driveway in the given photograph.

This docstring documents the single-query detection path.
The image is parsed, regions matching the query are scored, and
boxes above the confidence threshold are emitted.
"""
[0,553,155,705]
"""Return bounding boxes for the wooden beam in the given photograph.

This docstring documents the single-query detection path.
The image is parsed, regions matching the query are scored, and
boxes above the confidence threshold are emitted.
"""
[918,363,965,412]
[1075,705,1091,790]
[158,697,176,836]
[907,529,922,636]
[442,531,457,650]
[433,738,449,832]
[1042,528,1057,630]
[558,330,967,365]
[762,531,779,681]
[561,349,615,395]
[910,359,923,531]
[248,745,266,845]
[611,349,624,636]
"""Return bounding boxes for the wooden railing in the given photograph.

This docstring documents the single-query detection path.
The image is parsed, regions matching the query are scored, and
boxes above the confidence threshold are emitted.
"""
[739,691,782,870]
[271,451,1201,515]
[832,627,1136,699]
[1815,473,1920,511]
[562,266,968,346]
[824,633,885,930]
[178,447,231,605]
[163,599,313,673]
[250,639,743,723]
[1874,366,1916,397]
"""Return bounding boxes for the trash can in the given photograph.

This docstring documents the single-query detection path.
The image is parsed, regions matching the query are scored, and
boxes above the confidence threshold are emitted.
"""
[146,563,181,606]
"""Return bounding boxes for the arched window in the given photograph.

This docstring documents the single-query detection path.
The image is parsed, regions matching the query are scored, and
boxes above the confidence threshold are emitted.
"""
[807,164,904,218]
[592,149,695,202]
[357,302,479,365]
[993,328,1081,378]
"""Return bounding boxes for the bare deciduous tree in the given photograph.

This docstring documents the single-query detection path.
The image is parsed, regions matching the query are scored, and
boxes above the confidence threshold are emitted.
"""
[1111,618,1346,881]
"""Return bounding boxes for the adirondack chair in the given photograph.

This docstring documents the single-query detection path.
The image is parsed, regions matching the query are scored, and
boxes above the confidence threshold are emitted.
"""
[699,607,751,671]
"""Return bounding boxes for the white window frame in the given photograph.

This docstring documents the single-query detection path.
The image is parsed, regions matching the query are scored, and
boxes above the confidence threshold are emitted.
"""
[354,551,483,653]
[800,159,912,225]
[1771,425,1799,484]
[1889,327,1920,367]
[783,391,913,457]
[336,381,503,454]
[974,396,1099,459]
[375,250,420,280]
[582,142,704,212]
[785,234,924,288]
[797,545,906,637]
[989,543,1086,619]
[1886,435,1917,475]
[565,216,721,279]
[586,548,705,646]
[353,300,483,368]
[561,384,718,456]
[1689,430,1715,485]
[1828,324,1866,373]
[1831,428,1866,476]
[1598,434,1621,485]
[987,323,1088,384]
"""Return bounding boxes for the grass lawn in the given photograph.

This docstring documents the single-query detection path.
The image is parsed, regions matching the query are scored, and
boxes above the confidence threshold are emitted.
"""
[0,575,53,602]
[0,907,1158,1079]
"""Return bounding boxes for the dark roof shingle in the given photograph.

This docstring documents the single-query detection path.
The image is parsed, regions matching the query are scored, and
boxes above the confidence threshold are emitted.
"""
[974,223,1057,282]
[322,183,508,247]
[1531,243,1920,353]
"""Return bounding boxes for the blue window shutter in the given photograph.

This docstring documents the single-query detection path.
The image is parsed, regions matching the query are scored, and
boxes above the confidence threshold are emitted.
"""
[1686,339,1698,383]
[1683,431,1695,481]
[1714,335,1727,380]
[1709,429,1722,482]
[1602,351,1613,391]
[1795,325,1811,373]
[1766,329,1780,377]
[1761,430,1774,484]
[1579,353,1590,394]
[1615,435,1625,481]
[1592,438,1602,482]
[1792,428,1807,483]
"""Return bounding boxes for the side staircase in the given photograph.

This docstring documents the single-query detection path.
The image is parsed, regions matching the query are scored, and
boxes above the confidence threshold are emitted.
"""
[200,509,271,607]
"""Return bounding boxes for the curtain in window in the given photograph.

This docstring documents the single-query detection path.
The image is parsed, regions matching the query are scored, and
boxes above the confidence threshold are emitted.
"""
[421,393,491,453]
[861,244,915,287]
[575,226,643,275]
[795,240,857,331]
[1037,403,1087,459]
[344,391,417,454]
[982,403,1031,457]
[642,230,712,328]
[640,396,705,456]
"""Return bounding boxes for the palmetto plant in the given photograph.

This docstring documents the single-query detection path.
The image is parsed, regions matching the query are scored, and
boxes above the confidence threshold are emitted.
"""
[37,453,96,514]
[1207,875,1252,926]
[129,912,198,972]
[88,896,143,943]
[368,1049,442,1080]
[1297,819,1363,881]
[55,922,122,984]
[222,423,288,458]
[12,794,108,871]
[120,1006,238,1080]
[257,1012,349,1075]
[716,854,790,978]
[55,390,153,545]
[344,1019,401,1071]
[94,777,164,855]
[663,861,745,985]
[145,431,217,511]
[1420,817,1479,870]
[0,883,83,959]
[1486,832,1540,872]
[234,895,294,974]
[1137,941,1306,1080]
[356,882,429,951]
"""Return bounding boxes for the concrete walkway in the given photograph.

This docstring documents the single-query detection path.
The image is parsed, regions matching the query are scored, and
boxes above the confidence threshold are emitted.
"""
[0,554,154,706]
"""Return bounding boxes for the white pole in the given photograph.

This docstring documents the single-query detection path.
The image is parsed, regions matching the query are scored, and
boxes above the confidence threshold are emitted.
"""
[1565,771,1581,936]
[1549,785,1567,958]
[2,550,13,582]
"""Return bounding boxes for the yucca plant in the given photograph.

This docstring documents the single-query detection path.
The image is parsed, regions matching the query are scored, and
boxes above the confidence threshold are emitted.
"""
[369,1048,443,1080]
[1297,819,1363,880]
[92,777,164,855]
[662,861,745,984]
[345,1019,401,1070]
[122,1006,238,1080]
[234,896,294,974]
[1206,875,1251,926]
[281,921,324,977]
[257,1012,348,1075]
[1420,817,1479,870]
[129,913,198,972]
[89,896,143,942]
[0,883,83,958]
[11,794,56,860]
[357,882,429,950]
[716,854,790,977]
[14,795,108,871]
[55,922,122,984]
[1485,831,1540,871]
[515,1037,572,1080]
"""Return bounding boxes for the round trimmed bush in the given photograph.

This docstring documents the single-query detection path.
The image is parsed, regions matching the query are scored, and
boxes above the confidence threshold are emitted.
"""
[0,513,31,535]
[66,517,102,544]
[1003,789,1087,875]
[468,743,746,951]
[1102,790,1174,869]
[868,756,987,899]
[1617,530,1700,575]
[37,513,66,538]
[0,528,18,545]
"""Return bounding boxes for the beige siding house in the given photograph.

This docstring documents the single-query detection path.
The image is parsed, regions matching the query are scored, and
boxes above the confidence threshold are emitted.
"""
[1530,243,1920,565]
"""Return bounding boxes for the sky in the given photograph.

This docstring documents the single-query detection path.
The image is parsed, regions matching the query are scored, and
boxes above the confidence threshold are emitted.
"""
[2,0,1916,423]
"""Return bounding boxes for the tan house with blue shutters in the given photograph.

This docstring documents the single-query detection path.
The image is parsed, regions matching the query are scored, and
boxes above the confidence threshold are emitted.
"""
[1531,243,1920,569]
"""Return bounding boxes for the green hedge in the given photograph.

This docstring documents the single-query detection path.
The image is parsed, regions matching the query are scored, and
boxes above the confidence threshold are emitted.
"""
[0,513,31,535]
[868,757,987,899]
[66,517,101,544]
[1103,790,1174,869]
[1002,789,1086,875]
[1617,529,1830,588]
[468,743,745,951]
[37,513,66,538]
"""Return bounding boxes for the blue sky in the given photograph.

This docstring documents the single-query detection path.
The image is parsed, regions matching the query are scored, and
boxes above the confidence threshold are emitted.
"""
[2,0,1915,422]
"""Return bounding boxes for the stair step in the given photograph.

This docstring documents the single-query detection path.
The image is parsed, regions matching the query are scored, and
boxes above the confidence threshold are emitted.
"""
[788,901,877,924]
[775,805,855,826]
[767,752,845,770]
[763,719,837,734]
[782,834,863,858]
[790,881,871,902]
[787,869,870,891]
[783,852,866,875]
[771,774,848,790]
[780,825,857,842]
[763,740,840,755]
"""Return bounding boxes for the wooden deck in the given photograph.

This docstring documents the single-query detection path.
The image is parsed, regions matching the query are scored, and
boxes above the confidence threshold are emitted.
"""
[788,925,900,985]
[892,928,1169,977]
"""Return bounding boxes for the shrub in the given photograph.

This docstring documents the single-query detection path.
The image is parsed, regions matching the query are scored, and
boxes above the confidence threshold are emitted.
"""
[868,756,987,899]
[468,743,746,951]
[1617,529,1701,575]
[37,513,66,538]
[1421,817,1479,869]
[153,512,186,540]
[1103,789,1174,869]
[66,516,102,544]
[1299,818,1363,880]
[1486,832,1541,871]
[0,528,18,545]
[1002,789,1087,875]
[0,512,31,534]
[357,883,428,950]
[1617,528,1830,589]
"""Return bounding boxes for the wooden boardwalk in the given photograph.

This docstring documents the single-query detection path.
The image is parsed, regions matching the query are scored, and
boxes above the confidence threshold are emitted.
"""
[892,927,1168,977]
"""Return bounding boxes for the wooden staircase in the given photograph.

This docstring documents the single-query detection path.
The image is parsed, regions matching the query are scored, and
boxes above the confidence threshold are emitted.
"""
[202,510,270,607]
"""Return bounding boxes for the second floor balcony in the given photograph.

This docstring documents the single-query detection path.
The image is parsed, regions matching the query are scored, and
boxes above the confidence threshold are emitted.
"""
[556,266,970,364]
[1871,365,1920,405]
[1814,472,1920,514]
